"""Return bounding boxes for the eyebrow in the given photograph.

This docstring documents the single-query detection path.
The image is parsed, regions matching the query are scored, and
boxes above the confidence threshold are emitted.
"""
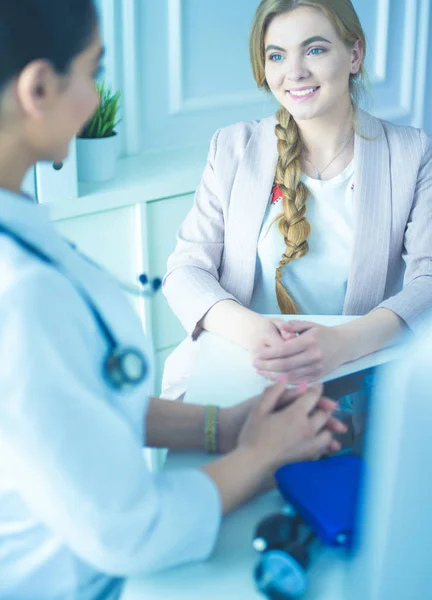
[265,36,332,53]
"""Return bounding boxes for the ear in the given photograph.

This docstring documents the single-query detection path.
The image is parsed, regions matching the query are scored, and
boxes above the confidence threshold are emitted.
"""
[16,60,60,118]
[350,39,364,75]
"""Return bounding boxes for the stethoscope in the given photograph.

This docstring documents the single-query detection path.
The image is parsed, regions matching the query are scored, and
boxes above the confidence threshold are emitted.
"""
[0,225,161,392]
[253,507,317,600]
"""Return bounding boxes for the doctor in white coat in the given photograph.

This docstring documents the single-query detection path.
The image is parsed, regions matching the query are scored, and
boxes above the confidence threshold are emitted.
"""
[0,1,347,598]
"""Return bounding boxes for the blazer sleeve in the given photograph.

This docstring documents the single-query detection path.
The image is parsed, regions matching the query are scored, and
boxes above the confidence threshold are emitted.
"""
[377,130,432,332]
[162,129,240,339]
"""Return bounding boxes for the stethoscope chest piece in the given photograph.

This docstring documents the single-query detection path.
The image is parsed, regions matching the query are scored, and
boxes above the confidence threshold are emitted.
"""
[253,511,313,599]
[255,550,307,600]
[105,346,148,391]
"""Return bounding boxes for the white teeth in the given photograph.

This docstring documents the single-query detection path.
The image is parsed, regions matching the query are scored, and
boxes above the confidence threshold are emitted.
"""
[290,87,318,97]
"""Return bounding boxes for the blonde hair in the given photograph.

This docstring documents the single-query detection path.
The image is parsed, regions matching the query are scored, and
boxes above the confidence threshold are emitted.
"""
[249,0,367,313]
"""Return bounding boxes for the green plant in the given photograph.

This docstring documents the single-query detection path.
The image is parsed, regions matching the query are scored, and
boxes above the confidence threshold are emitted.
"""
[78,82,121,139]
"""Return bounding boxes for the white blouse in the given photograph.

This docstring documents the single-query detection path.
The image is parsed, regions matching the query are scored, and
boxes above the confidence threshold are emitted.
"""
[250,161,355,315]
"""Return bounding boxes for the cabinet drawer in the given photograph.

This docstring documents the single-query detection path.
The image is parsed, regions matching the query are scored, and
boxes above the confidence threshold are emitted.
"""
[55,205,139,281]
[54,205,145,324]
[146,194,194,351]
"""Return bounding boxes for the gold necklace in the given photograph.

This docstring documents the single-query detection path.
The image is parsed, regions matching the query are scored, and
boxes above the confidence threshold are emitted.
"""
[304,132,354,180]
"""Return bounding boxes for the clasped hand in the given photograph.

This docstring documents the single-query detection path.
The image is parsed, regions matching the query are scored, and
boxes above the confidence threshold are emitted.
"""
[252,319,347,383]
[220,381,346,461]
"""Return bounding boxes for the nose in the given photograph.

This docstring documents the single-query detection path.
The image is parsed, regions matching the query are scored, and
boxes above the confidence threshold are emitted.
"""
[283,55,310,84]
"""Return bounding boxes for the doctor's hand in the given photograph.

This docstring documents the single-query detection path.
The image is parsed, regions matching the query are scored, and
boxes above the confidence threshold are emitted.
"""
[202,381,347,514]
[252,320,348,384]
[218,382,344,454]
[237,381,345,470]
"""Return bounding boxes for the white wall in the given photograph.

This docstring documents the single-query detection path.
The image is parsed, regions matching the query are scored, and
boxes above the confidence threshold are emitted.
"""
[97,0,432,157]
[353,0,430,128]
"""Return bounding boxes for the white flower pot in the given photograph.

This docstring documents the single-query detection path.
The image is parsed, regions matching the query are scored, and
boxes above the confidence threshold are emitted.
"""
[76,134,119,183]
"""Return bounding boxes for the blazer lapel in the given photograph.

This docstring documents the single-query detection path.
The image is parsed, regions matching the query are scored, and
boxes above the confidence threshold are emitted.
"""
[343,109,392,315]
[222,116,278,305]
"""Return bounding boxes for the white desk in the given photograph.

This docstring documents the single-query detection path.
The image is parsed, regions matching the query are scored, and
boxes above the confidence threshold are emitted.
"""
[122,452,349,600]
[122,315,404,599]
[185,315,405,409]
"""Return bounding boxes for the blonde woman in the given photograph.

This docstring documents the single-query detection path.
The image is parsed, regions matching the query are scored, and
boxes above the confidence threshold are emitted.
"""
[162,0,432,399]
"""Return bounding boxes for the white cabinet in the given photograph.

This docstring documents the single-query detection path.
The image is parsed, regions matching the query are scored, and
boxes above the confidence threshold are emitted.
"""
[146,194,194,351]
[54,204,146,324]
[53,193,194,394]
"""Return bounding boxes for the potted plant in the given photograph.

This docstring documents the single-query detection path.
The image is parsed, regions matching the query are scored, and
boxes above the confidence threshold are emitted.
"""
[76,82,122,183]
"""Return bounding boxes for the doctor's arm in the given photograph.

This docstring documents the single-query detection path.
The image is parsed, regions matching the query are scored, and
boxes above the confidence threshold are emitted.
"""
[0,270,225,575]
[0,269,342,573]
[145,392,345,455]
[146,384,344,514]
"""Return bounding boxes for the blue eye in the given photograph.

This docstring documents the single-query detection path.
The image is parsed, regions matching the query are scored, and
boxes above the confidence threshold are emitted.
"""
[308,47,325,56]
[269,53,284,62]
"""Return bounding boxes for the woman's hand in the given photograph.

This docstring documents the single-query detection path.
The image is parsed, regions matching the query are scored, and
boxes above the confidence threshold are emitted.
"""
[252,321,349,383]
[218,381,346,455]
[250,318,296,352]
[237,381,346,469]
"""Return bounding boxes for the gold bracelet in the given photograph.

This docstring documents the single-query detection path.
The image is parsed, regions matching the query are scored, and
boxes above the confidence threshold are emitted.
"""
[204,405,220,454]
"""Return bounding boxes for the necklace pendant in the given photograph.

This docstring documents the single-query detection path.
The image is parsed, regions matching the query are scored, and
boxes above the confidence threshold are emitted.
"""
[317,172,321,181]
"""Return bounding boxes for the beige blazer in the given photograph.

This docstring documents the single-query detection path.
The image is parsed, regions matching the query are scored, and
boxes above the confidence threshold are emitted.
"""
[161,109,432,397]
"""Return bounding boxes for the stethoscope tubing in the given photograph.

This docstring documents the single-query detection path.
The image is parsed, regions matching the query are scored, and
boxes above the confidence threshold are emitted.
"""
[0,224,158,390]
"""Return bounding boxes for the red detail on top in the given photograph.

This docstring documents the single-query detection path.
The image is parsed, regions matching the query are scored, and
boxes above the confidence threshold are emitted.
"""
[271,183,283,205]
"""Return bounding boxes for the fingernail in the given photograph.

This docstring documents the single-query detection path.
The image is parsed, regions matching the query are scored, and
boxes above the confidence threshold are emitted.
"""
[277,376,288,384]
[296,382,308,393]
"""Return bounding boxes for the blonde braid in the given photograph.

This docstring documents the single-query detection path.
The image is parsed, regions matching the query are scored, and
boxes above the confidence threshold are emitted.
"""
[274,107,311,314]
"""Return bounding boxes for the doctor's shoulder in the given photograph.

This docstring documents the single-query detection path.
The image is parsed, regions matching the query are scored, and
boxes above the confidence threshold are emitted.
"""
[0,237,98,341]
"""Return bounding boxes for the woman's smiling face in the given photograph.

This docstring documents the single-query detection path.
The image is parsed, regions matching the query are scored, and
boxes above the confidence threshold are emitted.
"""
[264,5,363,123]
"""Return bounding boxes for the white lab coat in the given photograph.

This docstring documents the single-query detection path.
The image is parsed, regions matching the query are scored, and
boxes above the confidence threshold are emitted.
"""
[0,190,221,599]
